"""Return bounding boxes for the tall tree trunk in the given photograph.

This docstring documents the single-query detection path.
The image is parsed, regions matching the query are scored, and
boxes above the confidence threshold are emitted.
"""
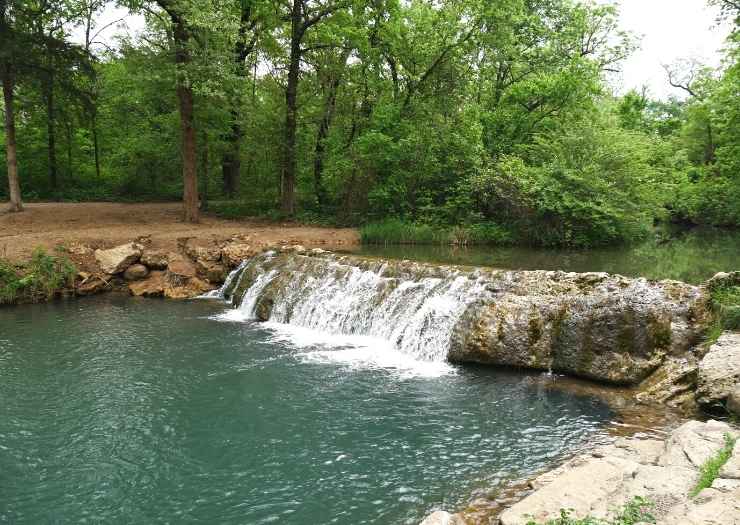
[2,61,22,212]
[281,0,301,217]
[221,4,255,198]
[44,74,58,193]
[172,14,199,223]
[92,110,101,179]
[200,129,209,211]
[313,70,343,209]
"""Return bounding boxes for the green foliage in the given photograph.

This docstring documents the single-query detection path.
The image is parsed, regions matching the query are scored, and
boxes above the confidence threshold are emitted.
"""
[525,496,655,525]
[0,248,76,304]
[360,219,514,246]
[690,433,737,497]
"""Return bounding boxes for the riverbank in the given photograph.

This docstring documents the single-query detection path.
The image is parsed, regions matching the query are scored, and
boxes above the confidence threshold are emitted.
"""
[423,419,740,525]
[0,202,359,262]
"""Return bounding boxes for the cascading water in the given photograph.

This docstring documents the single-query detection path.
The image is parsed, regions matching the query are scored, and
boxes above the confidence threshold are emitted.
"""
[210,250,706,384]
[213,252,488,362]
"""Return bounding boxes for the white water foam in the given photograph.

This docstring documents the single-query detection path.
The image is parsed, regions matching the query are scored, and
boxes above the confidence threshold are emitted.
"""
[263,322,454,378]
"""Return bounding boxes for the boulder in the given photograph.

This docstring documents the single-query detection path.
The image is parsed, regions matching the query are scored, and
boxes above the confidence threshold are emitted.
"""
[195,259,227,284]
[183,238,221,263]
[129,271,165,297]
[498,420,740,525]
[123,264,149,281]
[166,259,197,285]
[164,276,213,299]
[94,243,142,274]
[140,250,169,270]
[728,384,740,416]
[696,332,740,410]
[221,243,257,268]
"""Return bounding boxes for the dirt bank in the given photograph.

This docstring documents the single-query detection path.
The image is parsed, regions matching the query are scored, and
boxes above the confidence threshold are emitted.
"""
[0,202,359,261]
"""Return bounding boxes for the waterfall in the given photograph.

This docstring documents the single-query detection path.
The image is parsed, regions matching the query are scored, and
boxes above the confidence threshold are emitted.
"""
[209,250,707,384]
[212,253,488,362]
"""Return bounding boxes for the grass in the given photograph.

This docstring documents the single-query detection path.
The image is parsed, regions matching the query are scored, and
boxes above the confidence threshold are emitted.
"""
[0,247,77,305]
[525,496,655,525]
[689,433,737,497]
[360,219,514,246]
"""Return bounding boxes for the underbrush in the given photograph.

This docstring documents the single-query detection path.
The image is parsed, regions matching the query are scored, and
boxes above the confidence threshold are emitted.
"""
[689,433,737,497]
[360,219,514,246]
[525,496,655,525]
[0,248,77,305]
[704,277,740,344]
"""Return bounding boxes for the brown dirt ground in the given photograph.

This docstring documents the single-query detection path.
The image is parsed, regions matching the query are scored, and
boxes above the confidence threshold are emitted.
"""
[0,202,359,261]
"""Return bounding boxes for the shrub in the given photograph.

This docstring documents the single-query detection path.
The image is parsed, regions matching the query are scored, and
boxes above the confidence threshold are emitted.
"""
[0,248,77,304]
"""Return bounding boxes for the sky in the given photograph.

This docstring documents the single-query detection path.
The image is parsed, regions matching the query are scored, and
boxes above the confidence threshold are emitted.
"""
[85,0,733,100]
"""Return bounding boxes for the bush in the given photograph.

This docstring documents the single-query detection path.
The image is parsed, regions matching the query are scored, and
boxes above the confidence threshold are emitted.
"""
[0,248,77,304]
[689,433,737,497]
[360,219,514,246]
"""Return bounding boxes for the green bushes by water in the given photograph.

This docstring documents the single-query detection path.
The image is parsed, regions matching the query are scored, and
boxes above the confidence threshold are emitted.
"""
[704,276,740,344]
[360,219,513,246]
[525,496,655,525]
[0,248,76,305]
[689,433,737,497]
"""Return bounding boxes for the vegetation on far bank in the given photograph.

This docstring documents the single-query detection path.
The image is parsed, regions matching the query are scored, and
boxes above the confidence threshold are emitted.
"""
[524,496,655,525]
[705,275,740,344]
[0,248,76,305]
[2,1,740,247]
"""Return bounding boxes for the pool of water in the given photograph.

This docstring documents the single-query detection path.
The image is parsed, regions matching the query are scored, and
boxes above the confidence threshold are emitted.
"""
[354,226,740,283]
[0,296,613,524]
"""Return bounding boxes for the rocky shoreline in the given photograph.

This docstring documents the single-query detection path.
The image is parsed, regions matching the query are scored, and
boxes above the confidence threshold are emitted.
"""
[423,420,740,525]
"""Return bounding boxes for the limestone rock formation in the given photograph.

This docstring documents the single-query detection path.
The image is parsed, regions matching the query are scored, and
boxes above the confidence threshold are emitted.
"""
[221,252,710,386]
[418,511,465,525]
[496,420,739,525]
[696,332,740,411]
[140,249,169,270]
[729,384,740,416]
[221,243,257,268]
[94,243,142,274]
[129,271,166,297]
[123,264,149,281]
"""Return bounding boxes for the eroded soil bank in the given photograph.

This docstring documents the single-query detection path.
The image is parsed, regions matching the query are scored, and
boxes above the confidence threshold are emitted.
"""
[0,202,358,261]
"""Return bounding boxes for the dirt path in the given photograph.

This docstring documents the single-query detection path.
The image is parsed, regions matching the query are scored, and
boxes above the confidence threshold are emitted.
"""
[0,202,359,261]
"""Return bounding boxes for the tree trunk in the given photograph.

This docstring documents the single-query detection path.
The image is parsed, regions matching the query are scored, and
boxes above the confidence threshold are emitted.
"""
[281,0,302,217]
[222,112,241,197]
[172,14,199,223]
[44,74,58,193]
[2,61,22,212]
[201,129,209,211]
[92,111,101,179]
[313,71,342,209]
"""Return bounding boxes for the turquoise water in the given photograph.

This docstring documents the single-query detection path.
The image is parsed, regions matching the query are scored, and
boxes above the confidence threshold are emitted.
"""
[355,226,740,283]
[0,296,613,524]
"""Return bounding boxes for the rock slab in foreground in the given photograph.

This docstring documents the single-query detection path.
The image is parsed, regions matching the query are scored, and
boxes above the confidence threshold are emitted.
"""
[696,332,740,412]
[496,420,739,525]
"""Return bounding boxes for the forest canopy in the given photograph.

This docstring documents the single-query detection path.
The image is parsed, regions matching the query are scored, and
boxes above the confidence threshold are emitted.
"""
[1,0,739,247]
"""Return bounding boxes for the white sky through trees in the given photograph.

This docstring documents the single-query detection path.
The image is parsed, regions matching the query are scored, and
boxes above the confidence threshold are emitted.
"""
[83,0,732,100]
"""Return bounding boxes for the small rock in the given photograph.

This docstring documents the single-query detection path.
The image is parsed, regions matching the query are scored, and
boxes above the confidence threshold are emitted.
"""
[140,250,169,270]
[94,243,142,274]
[195,259,227,284]
[123,264,149,281]
[184,239,221,262]
[76,276,109,296]
[167,260,197,285]
[67,242,93,256]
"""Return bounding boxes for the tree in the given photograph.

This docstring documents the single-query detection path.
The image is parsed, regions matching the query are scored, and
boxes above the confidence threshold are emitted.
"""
[278,0,350,217]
